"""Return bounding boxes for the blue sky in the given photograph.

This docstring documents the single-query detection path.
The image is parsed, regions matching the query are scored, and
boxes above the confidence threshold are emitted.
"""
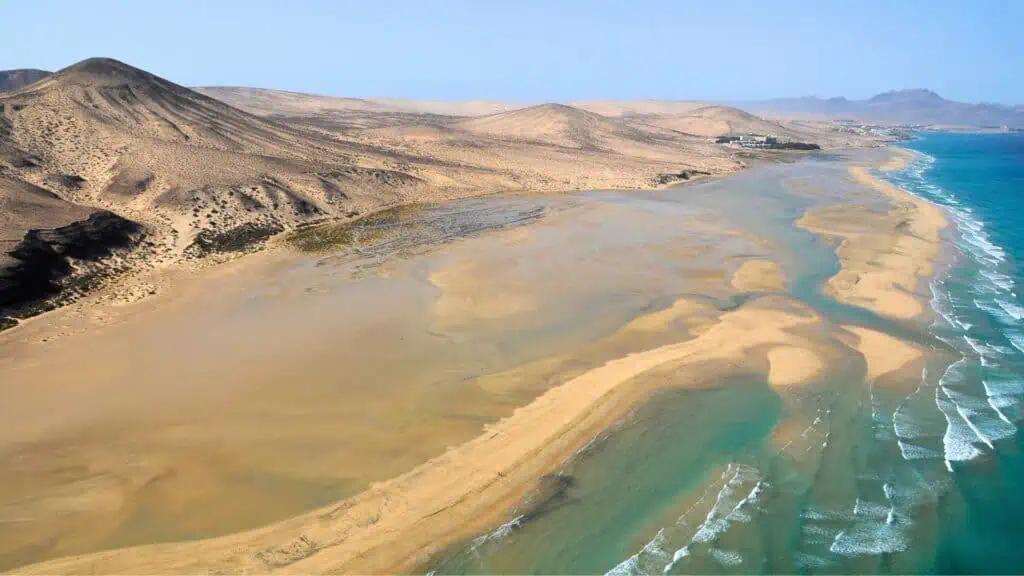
[4,0,1022,104]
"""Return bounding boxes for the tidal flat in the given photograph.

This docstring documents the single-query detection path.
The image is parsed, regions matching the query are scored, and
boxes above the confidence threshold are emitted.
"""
[0,149,953,574]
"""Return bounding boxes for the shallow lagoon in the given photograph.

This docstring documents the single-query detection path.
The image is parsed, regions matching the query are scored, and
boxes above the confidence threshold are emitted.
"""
[1,151,979,573]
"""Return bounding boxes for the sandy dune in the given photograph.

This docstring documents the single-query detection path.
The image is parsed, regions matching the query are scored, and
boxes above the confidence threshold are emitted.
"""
[731,258,786,292]
[843,325,924,382]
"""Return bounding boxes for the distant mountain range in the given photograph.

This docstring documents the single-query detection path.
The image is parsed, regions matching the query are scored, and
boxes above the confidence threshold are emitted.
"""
[0,69,51,92]
[739,89,1024,128]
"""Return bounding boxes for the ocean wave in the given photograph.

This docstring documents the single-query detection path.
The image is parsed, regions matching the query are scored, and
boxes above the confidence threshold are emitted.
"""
[661,464,763,574]
[605,529,668,576]
[997,298,1024,321]
[942,385,1017,444]
[608,464,749,576]
[887,150,1024,471]
[829,497,909,556]
[936,367,986,466]
[981,377,1024,397]
[467,514,523,552]
[981,269,1015,293]
[1007,330,1024,354]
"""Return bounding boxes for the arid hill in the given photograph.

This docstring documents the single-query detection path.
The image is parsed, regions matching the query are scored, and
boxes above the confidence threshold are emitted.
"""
[616,104,802,140]
[453,103,664,149]
[0,69,51,92]
[0,58,427,321]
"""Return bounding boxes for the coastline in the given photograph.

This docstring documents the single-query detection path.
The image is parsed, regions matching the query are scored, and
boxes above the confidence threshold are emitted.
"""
[9,148,957,574]
[797,148,949,321]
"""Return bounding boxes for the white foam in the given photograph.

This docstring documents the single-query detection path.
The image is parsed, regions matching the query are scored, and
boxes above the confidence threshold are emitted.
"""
[943,382,1019,443]
[967,240,1005,264]
[468,514,523,551]
[606,529,667,576]
[710,548,744,567]
[663,464,762,573]
[829,498,909,556]
[997,299,1024,321]
[963,335,1007,367]
[935,385,985,464]
[974,298,1007,321]
[1007,331,1024,354]
[942,385,1015,448]
[982,269,1015,293]
[982,377,1024,397]
[898,441,944,461]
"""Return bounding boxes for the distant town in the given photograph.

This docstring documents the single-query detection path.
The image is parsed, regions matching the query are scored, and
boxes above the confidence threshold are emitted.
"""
[829,120,918,139]
[714,121,924,152]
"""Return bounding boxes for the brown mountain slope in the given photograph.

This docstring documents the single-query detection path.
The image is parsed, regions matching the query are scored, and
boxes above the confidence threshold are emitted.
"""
[0,58,429,320]
[1,58,425,236]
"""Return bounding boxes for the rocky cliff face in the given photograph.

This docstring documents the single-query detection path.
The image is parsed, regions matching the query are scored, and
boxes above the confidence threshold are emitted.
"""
[0,211,144,325]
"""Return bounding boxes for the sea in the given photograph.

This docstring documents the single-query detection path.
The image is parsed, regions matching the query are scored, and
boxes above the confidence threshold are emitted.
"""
[426,132,1024,575]
[889,132,1024,573]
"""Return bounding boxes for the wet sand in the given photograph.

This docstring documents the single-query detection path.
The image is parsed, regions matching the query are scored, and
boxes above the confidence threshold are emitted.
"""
[2,150,952,574]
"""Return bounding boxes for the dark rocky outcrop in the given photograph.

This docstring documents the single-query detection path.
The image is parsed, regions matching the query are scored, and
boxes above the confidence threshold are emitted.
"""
[655,169,711,186]
[774,142,821,150]
[45,173,87,190]
[0,211,144,321]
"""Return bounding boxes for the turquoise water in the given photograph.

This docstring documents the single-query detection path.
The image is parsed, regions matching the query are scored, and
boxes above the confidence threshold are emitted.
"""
[428,138,1024,575]
[890,132,1024,573]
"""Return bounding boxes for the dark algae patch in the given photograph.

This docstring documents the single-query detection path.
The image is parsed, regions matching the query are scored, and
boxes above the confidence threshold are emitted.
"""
[287,205,430,253]
[185,221,284,257]
[287,199,553,260]
[287,221,358,253]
